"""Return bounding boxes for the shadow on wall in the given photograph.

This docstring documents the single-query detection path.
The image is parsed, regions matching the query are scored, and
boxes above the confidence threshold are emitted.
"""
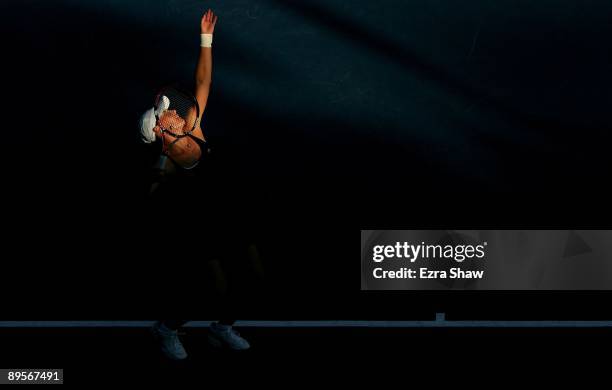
[2,0,612,223]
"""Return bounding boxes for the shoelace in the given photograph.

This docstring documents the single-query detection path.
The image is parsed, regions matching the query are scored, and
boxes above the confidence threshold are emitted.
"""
[170,332,185,349]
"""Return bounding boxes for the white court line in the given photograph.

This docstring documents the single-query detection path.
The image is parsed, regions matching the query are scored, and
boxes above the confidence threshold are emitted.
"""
[1,318,612,328]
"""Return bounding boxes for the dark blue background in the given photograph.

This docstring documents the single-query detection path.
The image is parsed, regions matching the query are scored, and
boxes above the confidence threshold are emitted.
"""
[2,0,612,320]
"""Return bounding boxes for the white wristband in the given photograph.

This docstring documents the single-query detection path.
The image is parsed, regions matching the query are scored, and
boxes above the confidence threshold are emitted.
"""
[200,34,213,48]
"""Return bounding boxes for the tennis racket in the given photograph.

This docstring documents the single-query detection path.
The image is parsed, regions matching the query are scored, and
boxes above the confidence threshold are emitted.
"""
[153,84,205,169]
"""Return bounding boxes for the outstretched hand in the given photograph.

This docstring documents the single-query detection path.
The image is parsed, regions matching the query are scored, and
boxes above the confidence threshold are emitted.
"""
[201,9,218,34]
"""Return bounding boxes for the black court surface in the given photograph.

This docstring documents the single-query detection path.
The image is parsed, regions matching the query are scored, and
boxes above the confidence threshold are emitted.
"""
[0,324,608,385]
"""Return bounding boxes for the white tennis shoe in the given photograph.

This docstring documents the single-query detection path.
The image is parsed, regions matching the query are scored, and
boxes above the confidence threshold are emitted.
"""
[207,322,250,350]
[151,321,188,360]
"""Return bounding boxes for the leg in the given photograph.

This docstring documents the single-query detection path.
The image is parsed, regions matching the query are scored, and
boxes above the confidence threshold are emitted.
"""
[206,240,261,351]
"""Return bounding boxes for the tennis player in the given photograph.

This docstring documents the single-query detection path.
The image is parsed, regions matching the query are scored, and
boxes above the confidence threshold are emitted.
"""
[140,9,263,360]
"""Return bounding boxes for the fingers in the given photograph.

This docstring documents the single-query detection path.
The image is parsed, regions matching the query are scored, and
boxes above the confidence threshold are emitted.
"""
[201,8,217,31]
[202,8,216,23]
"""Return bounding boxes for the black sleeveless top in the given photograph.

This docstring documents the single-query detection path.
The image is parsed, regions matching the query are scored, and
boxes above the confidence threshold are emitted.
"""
[164,133,212,171]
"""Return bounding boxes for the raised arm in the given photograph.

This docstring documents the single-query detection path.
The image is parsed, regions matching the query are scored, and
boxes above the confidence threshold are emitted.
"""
[195,9,218,115]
